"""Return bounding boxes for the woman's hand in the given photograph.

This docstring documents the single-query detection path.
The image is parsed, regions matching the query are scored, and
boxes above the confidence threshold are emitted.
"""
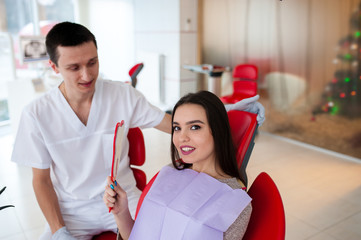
[103,176,135,239]
[103,176,129,215]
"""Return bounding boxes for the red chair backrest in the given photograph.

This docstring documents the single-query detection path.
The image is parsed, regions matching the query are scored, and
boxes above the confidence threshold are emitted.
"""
[243,172,286,240]
[129,63,144,79]
[128,128,147,191]
[92,231,116,240]
[134,172,159,220]
[227,110,257,186]
[220,64,258,104]
[128,63,144,87]
[232,64,258,80]
[233,80,258,98]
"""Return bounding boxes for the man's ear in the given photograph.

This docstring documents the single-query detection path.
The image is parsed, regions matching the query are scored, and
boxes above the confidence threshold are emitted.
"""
[49,60,59,74]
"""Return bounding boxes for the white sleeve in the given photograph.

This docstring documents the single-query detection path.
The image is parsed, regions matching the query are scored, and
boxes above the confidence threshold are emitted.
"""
[128,87,165,129]
[11,108,52,169]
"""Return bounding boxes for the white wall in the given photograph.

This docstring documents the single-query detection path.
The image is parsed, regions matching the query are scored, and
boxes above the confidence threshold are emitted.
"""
[75,0,199,109]
[76,0,135,82]
[134,0,199,109]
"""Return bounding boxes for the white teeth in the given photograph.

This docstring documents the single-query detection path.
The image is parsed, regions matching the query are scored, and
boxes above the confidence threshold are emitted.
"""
[181,147,194,152]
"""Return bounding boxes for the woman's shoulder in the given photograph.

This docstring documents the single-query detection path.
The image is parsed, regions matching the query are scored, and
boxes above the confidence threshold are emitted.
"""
[217,177,245,190]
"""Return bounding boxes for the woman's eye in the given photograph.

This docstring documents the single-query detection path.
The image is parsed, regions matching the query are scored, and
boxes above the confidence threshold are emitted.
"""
[191,125,200,130]
[173,126,180,131]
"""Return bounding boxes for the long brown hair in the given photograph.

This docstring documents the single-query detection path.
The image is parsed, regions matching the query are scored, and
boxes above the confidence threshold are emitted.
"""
[170,91,245,183]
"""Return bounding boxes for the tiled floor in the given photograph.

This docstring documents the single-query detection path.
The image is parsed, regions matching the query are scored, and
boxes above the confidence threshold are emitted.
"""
[1,127,361,240]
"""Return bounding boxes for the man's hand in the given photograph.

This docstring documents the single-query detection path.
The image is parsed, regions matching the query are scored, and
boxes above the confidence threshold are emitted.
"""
[224,95,265,126]
[52,227,77,240]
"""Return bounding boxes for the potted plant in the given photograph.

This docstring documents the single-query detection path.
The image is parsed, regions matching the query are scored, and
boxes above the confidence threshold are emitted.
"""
[0,187,14,211]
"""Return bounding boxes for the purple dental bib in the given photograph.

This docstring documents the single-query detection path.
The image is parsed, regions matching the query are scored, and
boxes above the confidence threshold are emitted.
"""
[129,166,252,240]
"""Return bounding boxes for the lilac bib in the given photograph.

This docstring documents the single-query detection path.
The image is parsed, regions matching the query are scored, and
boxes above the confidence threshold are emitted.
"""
[130,166,252,240]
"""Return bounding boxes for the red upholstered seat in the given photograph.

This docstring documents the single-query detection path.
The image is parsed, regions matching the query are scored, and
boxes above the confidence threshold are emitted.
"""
[227,110,258,187]
[243,172,286,240]
[128,128,147,191]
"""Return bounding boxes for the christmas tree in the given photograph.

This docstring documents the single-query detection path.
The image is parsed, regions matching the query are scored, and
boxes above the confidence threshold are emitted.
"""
[313,3,361,118]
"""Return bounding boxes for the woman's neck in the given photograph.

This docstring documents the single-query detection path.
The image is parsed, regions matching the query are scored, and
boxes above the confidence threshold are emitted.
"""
[191,163,230,180]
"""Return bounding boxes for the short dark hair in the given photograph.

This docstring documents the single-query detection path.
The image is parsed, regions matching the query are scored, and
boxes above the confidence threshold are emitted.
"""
[171,91,245,183]
[45,21,97,65]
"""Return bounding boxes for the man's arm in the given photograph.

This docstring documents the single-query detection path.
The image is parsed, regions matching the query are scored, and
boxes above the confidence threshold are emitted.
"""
[32,168,65,234]
[154,113,172,134]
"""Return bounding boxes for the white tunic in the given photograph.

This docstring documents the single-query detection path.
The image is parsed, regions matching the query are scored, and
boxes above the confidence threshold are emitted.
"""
[11,79,165,237]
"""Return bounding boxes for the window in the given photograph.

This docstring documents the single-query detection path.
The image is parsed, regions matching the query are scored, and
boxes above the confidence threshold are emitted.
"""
[0,0,75,125]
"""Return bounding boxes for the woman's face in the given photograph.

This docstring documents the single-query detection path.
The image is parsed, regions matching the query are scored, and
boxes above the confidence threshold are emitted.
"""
[172,104,216,169]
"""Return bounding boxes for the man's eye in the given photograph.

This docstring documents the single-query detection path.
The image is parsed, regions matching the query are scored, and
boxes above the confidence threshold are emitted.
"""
[69,66,79,71]
[191,125,200,130]
[89,60,97,66]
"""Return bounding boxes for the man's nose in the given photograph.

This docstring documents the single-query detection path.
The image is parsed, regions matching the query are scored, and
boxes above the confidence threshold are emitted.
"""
[81,68,91,81]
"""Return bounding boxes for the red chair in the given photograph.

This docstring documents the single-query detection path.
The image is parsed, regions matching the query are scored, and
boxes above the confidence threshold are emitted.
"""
[92,231,116,240]
[243,172,286,240]
[128,63,144,88]
[227,110,258,188]
[92,128,146,240]
[128,128,147,191]
[134,172,159,220]
[221,64,258,104]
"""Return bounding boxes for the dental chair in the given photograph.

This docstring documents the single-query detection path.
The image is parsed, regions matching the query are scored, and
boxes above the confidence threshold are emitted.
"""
[128,63,144,88]
[227,110,258,188]
[220,64,258,104]
[243,172,286,240]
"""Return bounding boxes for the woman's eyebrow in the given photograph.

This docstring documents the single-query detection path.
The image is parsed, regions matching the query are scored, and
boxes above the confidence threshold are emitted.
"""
[172,120,205,125]
[186,120,205,125]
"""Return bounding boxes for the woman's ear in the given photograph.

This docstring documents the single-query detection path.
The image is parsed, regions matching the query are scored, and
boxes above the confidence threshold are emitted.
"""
[49,60,59,74]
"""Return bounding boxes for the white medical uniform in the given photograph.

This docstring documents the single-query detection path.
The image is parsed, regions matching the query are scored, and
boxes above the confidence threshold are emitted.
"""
[11,79,165,239]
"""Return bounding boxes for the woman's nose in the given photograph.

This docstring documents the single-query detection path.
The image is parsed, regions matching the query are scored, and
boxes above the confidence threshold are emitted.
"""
[179,130,189,142]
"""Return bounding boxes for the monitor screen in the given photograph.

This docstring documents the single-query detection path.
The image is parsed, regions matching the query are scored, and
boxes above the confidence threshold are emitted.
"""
[19,36,48,63]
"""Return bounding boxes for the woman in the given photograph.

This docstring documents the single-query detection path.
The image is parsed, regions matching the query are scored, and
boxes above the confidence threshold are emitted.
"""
[103,91,252,239]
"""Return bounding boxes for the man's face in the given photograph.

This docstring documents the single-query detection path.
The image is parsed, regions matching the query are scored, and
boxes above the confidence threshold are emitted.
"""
[49,41,99,95]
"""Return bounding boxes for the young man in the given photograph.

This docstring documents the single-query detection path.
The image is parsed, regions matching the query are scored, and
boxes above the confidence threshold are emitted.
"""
[11,22,265,239]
